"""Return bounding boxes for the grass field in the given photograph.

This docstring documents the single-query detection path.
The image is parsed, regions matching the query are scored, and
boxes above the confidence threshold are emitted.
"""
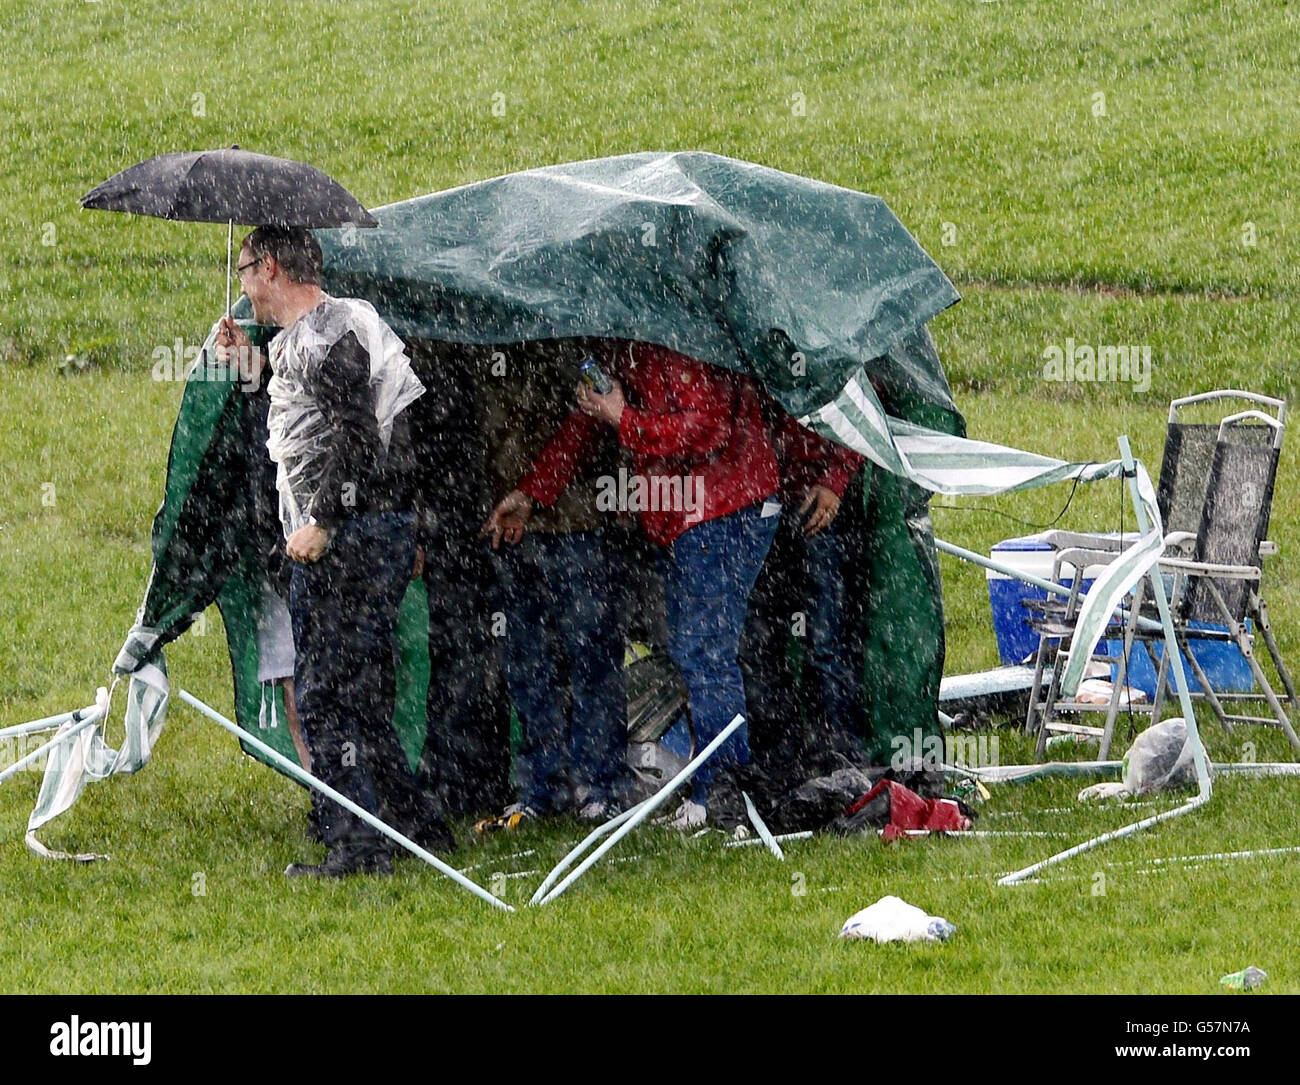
[2,0,1299,994]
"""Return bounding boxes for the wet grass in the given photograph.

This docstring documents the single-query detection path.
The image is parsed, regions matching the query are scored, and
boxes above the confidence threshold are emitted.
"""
[2,0,1298,993]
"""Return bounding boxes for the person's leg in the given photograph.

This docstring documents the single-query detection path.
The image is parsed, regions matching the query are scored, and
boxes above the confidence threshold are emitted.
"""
[738,509,803,763]
[662,500,780,804]
[278,679,311,771]
[288,527,386,854]
[346,512,455,852]
[419,528,512,817]
[803,514,867,756]
[551,531,627,809]
[494,534,572,814]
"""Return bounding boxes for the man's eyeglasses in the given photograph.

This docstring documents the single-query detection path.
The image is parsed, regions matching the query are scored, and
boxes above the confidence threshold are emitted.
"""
[235,256,263,278]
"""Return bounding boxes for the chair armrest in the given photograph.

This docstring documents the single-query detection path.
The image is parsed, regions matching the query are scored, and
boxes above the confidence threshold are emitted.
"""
[1156,556,1262,580]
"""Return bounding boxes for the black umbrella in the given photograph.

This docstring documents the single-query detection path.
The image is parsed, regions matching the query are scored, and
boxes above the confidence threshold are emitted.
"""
[82,147,378,313]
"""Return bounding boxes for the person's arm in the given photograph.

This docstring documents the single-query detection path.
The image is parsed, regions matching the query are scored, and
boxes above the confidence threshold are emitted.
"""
[307,330,382,530]
[515,408,604,507]
[815,439,866,498]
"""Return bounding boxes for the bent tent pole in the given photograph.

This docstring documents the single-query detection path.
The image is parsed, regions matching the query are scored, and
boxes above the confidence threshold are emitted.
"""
[178,689,514,912]
[0,708,103,787]
[533,713,747,907]
[527,799,648,906]
[999,437,1213,886]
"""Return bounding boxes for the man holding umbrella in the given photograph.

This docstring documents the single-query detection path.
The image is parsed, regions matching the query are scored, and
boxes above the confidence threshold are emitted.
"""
[89,150,452,873]
[217,225,453,877]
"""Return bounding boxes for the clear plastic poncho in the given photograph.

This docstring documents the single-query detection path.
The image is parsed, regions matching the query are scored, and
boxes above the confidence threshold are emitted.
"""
[265,295,425,538]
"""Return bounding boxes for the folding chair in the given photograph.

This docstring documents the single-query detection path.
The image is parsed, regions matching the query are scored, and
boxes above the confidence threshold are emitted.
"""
[1024,391,1297,758]
[1125,409,1300,750]
[1024,543,1161,759]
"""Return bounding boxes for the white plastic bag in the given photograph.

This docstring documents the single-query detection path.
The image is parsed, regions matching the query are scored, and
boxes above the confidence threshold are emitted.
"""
[840,896,956,943]
[1121,717,1199,796]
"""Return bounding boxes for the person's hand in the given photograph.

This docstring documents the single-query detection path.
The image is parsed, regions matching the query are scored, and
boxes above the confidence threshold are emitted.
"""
[215,316,262,384]
[800,485,841,536]
[480,490,533,549]
[412,545,425,579]
[286,523,330,563]
[576,377,626,427]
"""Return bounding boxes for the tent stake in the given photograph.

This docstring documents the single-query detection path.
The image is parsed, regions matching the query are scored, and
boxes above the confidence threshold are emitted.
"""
[178,689,513,912]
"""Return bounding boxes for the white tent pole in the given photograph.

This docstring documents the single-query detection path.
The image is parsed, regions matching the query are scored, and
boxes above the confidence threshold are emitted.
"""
[0,707,94,741]
[178,689,513,912]
[936,538,1074,598]
[534,713,747,906]
[935,537,1164,634]
[725,831,815,849]
[999,437,1212,886]
[527,800,646,905]
[742,791,784,859]
[0,709,102,786]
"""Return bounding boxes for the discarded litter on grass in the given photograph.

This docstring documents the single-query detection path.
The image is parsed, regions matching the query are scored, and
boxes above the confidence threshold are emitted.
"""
[1219,966,1267,991]
[840,896,956,943]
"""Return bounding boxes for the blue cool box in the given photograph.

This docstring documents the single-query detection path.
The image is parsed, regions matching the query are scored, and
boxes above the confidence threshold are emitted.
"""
[985,535,1254,696]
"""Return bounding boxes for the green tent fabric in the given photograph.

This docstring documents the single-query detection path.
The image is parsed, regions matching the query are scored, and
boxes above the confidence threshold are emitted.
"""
[115,151,965,779]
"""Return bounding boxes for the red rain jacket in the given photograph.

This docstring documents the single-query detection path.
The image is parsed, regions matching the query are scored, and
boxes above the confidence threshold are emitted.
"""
[517,341,780,545]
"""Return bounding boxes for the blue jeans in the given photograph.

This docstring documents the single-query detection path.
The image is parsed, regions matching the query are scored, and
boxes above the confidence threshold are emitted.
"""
[290,511,435,847]
[494,531,626,812]
[659,499,781,800]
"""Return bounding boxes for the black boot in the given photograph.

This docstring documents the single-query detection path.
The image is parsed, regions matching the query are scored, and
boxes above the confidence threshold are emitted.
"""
[285,844,393,879]
[305,792,327,843]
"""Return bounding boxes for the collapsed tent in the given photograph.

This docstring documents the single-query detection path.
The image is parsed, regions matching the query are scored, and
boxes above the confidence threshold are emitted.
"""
[28,151,1183,861]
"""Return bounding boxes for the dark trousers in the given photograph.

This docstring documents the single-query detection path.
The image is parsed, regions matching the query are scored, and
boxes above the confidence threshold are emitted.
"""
[289,510,435,848]
[740,505,866,770]
[494,531,627,812]
[417,529,512,817]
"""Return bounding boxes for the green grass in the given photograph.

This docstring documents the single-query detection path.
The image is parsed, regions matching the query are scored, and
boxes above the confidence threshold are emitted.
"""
[2,0,1299,993]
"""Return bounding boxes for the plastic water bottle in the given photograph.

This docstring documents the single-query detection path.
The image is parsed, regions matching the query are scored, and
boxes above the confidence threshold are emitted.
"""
[579,358,613,395]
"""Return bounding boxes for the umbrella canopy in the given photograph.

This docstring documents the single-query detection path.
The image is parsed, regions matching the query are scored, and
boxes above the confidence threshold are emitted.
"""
[81,148,378,227]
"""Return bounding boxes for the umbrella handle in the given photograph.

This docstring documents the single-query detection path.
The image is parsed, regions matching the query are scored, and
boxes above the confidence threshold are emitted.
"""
[225,219,233,319]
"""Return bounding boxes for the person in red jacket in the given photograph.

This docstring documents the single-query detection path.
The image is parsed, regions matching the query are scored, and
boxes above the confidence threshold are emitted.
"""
[740,401,868,774]
[484,340,782,827]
